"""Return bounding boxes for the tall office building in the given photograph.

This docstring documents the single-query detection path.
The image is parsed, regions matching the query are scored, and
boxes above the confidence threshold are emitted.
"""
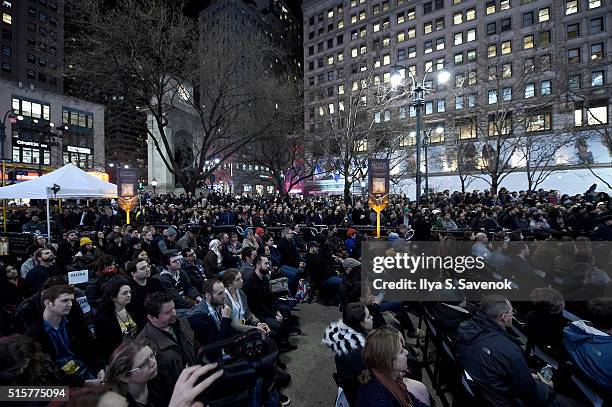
[0,0,63,93]
[0,0,106,178]
[303,0,612,195]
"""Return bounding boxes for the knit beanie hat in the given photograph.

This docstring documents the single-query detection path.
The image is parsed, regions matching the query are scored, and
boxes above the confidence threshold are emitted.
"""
[80,237,93,247]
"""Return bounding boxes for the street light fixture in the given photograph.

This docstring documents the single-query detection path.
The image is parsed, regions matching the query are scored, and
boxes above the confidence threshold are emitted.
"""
[391,65,449,207]
[150,178,158,195]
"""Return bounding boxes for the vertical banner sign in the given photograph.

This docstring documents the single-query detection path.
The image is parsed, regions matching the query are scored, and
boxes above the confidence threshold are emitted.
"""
[117,168,139,224]
[367,159,390,238]
[117,168,139,197]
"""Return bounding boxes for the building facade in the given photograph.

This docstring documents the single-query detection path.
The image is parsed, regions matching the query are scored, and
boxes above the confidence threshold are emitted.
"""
[303,0,612,196]
[0,0,64,93]
[0,78,105,179]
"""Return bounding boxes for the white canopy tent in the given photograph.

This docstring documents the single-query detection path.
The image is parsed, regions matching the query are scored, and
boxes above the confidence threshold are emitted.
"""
[0,163,117,239]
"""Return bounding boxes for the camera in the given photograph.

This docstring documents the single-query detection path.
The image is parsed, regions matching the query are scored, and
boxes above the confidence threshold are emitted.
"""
[196,330,278,407]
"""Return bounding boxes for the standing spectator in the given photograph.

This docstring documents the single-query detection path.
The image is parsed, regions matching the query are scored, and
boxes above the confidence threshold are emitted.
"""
[136,292,197,407]
[94,279,138,360]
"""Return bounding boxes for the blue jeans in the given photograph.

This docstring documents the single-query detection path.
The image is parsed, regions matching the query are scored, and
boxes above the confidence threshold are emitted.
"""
[279,265,300,296]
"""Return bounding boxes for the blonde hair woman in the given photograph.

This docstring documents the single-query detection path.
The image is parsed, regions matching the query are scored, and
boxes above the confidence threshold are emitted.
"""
[358,327,430,407]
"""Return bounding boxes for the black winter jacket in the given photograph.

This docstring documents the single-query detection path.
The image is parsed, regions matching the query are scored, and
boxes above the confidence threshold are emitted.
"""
[457,310,544,407]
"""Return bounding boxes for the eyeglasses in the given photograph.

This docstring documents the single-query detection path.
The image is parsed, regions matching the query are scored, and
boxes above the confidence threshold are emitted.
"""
[128,351,157,373]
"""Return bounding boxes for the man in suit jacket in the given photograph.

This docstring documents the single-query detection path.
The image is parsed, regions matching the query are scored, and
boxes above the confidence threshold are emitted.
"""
[188,279,235,361]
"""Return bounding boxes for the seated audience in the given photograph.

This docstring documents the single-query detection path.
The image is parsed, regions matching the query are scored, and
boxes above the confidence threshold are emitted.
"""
[222,269,271,335]
[126,260,163,331]
[357,327,431,407]
[94,279,138,360]
[159,253,202,313]
[26,284,104,387]
[564,298,612,390]
[136,292,197,407]
[104,340,160,406]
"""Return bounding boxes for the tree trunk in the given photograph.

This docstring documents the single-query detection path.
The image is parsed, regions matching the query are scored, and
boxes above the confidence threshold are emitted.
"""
[490,176,499,195]
[460,175,466,194]
[344,178,352,205]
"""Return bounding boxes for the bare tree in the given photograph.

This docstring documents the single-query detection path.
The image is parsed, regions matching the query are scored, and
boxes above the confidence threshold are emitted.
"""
[559,51,612,189]
[447,24,569,194]
[66,0,301,193]
[517,131,576,191]
[310,51,412,203]
[241,132,325,202]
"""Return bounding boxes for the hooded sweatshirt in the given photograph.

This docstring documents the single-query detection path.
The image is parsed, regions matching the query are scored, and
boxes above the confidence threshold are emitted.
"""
[457,310,543,407]
[564,320,612,390]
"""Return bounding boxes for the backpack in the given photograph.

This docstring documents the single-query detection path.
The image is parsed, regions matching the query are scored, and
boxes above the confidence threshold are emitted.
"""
[294,278,310,303]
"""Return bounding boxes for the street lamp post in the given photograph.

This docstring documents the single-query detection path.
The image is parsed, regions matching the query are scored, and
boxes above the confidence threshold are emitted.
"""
[391,67,449,207]
[423,126,444,202]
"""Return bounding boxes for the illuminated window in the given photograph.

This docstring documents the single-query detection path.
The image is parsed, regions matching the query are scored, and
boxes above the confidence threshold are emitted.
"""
[466,8,476,20]
[591,70,604,87]
[453,12,463,25]
[588,0,601,9]
[467,28,476,42]
[538,8,549,22]
[488,44,497,58]
[523,34,534,49]
[488,89,497,104]
[586,106,608,125]
[566,0,578,14]
[502,63,512,78]
[591,43,603,60]
[526,112,551,132]
[454,32,463,45]
[486,1,496,14]
[525,83,535,98]
[1,12,10,24]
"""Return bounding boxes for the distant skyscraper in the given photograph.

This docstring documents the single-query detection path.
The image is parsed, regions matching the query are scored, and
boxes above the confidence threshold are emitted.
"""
[0,0,64,93]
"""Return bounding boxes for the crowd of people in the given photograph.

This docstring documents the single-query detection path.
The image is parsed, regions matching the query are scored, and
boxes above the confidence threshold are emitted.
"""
[0,185,610,406]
